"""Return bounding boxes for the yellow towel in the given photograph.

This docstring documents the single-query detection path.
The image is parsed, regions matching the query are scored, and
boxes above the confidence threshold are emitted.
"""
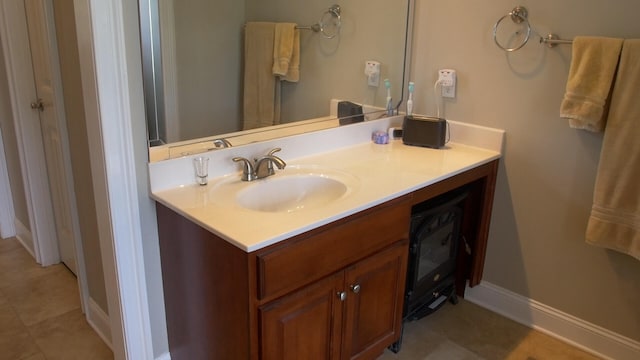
[243,22,277,130]
[586,39,640,261]
[272,23,300,82]
[282,28,300,82]
[560,36,623,132]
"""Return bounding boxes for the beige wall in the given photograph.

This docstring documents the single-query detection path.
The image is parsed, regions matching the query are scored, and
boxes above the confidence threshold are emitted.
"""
[52,1,108,314]
[170,0,407,141]
[174,0,245,139]
[246,0,407,123]
[411,0,640,340]
[0,38,29,232]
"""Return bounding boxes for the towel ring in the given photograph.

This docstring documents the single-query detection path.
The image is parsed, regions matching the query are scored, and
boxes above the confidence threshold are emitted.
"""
[318,4,341,39]
[493,6,531,52]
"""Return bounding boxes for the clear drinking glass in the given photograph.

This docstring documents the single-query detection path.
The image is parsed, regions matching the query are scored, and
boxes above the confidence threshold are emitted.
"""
[193,157,209,185]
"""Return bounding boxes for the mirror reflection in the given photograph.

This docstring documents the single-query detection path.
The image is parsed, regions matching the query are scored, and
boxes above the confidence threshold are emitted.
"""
[140,0,411,158]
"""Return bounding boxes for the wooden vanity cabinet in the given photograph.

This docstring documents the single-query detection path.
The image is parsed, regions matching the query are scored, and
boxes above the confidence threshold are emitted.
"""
[253,195,412,360]
[157,195,412,360]
[259,241,408,360]
[156,159,499,360]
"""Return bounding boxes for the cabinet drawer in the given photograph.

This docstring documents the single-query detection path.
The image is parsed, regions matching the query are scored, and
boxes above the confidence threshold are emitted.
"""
[256,200,411,301]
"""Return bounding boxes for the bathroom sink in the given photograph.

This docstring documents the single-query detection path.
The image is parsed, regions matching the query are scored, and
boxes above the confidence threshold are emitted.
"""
[209,166,359,213]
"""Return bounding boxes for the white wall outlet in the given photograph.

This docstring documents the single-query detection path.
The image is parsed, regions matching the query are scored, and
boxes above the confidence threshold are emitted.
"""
[365,60,381,87]
[438,69,456,98]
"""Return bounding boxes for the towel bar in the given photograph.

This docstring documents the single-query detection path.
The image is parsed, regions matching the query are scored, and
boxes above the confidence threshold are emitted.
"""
[540,34,574,47]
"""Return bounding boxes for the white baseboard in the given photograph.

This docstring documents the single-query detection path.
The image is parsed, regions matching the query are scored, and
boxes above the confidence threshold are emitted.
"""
[86,297,112,350]
[464,281,640,360]
[14,218,35,258]
[155,352,171,360]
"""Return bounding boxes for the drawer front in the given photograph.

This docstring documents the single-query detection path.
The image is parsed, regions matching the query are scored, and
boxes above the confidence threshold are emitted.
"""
[256,200,411,301]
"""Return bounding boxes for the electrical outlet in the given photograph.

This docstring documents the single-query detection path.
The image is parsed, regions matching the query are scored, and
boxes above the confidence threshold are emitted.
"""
[438,69,456,98]
[365,61,381,87]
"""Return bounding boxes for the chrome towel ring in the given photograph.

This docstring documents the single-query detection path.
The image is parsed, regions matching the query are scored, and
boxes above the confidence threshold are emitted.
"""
[493,6,531,52]
[297,4,342,39]
[319,4,342,39]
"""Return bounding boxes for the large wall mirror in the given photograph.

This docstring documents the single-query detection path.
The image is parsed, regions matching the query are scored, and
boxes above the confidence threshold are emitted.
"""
[140,0,413,161]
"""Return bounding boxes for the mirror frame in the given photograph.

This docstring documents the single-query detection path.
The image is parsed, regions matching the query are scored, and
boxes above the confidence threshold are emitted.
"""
[140,0,415,160]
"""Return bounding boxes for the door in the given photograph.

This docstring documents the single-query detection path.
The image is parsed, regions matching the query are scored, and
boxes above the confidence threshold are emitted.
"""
[23,0,78,273]
[260,272,345,360]
[342,242,408,360]
[0,126,16,239]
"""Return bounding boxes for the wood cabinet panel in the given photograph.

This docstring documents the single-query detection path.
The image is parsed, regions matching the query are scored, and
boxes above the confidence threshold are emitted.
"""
[342,241,408,360]
[259,272,345,360]
[259,241,409,360]
[157,204,251,360]
[256,200,411,301]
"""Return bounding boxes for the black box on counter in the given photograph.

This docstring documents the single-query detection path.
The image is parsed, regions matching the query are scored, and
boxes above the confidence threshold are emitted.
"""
[402,115,447,149]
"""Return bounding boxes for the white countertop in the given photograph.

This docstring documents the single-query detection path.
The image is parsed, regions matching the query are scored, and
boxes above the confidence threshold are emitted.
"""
[149,116,504,252]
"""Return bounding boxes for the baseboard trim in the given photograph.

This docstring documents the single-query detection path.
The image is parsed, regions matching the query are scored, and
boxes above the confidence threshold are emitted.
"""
[86,297,112,350]
[14,218,35,258]
[464,281,640,360]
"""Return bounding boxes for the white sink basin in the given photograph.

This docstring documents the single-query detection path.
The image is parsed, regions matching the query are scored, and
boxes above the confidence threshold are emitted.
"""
[209,165,359,213]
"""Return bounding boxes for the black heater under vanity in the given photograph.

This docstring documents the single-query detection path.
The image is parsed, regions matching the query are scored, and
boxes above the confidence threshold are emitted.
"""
[390,188,469,353]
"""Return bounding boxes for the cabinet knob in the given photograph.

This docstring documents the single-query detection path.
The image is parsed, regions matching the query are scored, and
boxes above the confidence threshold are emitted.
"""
[337,291,347,301]
[350,284,361,294]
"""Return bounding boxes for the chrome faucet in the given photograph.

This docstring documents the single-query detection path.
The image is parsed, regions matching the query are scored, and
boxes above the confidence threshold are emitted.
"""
[232,157,257,181]
[208,138,232,151]
[233,148,286,181]
[255,148,286,178]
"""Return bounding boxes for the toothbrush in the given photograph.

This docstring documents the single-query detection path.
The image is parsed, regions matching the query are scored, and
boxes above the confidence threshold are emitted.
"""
[384,79,393,115]
[407,81,414,116]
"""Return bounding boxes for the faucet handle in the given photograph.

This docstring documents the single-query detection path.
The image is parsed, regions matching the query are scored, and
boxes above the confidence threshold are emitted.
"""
[233,157,256,181]
[261,148,285,177]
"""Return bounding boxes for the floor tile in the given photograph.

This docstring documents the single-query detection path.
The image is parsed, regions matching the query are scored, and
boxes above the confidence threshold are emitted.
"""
[420,300,531,359]
[1,238,110,359]
[0,237,22,253]
[28,308,113,360]
[2,265,81,326]
[0,246,65,289]
[0,288,7,306]
[504,331,602,360]
[422,340,485,360]
[20,353,47,360]
[379,322,449,359]
[377,300,602,360]
[0,302,41,360]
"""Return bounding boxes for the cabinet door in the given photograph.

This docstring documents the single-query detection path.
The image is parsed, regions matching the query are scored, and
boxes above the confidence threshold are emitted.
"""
[259,272,345,360]
[342,242,408,360]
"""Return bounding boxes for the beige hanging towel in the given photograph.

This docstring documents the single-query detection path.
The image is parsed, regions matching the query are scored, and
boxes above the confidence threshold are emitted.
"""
[560,36,623,132]
[243,22,277,130]
[272,23,300,82]
[586,39,640,261]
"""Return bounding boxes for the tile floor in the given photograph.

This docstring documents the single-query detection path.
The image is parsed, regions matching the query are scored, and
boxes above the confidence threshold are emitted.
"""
[0,237,112,360]
[379,297,603,359]
[1,235,601,360]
